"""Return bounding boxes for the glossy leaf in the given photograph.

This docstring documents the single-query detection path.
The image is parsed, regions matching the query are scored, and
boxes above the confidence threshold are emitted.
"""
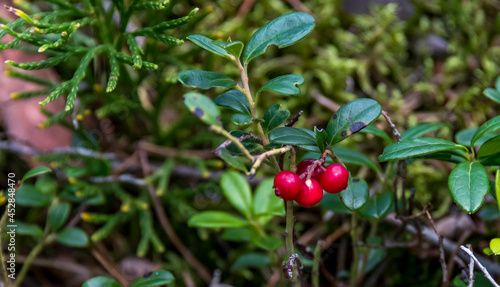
[258,74,304,96]
[130,270,175,287]
[187,35,230,58]
[231,253,272,271]
[315,127,328,153]
[471,116,500,147]
[15,222,43,238]
[188,211,248,228]
[490,238,500,255]
[484,88,500,104]
[243,12,315,64]
[213,40,244,59]
[478,135,500,165]
[226,131,261,154]
[231,114,252,127]
[378,138,465,162]
[15,184,52,207]
[47,201,70,231]
[448,162,489,213]
[178,70,237,90]
[455,128,498,147]
[340,178,369,211]
[220,171,253,219]
[320,193,351,214]
[269,127,316,146]
[56,227,89,247]
[222,227,252,242]
[411,150,467,164]
[360,125,392,144]
[359,191,393,219]
[331,147,380,173]
[251,234,283,251]
[21,166,51,182]
[82,277,121,287]
[253,178,285,223]
[183,92,221,126]
[401,122,449,140]
[262,104,290,134]
[219,149,248,173]
[326,98,382,145]
[213,90,251,115]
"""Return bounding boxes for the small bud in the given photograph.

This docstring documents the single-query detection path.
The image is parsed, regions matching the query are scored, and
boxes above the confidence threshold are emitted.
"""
[80,212,91,222]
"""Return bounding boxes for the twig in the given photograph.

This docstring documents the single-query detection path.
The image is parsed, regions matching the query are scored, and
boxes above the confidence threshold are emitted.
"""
[138,149,212,283]
[284,0,314,16]
[249,145,292,176]
[425,209,448,287]
[322,222,351,252]
[460,245,500,287]
[381,111,402,141]
[285,111,304,127]
[312,240,322,287]
[282,253,304,282]
[213,132,261,156]
[467,245,474,287]
[90,248,129,287]
[236,0,255,18]
[89,174,146,185]
[209,125,254,161]
[311,91,340,112]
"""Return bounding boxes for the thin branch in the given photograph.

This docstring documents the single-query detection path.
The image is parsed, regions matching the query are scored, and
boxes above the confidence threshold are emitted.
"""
[311,91,340,112]
[249,145,292,176]
[209,125,254,161]
[213,132,261,156]
[382,110,402,142]
[467,245,474,287]
[460,246,500,287]
[285,111,304,127]
[425,209,448,287]
[90,248,129,287]
[89,174,146,185]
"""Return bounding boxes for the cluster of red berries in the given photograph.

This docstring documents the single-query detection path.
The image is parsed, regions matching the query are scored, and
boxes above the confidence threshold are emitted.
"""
[273,158,349,207]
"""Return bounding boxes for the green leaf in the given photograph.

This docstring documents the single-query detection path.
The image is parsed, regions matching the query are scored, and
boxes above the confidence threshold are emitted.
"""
[471,116,500,147]
[251,234,283,251]
[188,211,248,228]
[187,35,230,58]
[220,171,253,219]
[262,104,290,134]
[378,138,466,162]
[478,205,500,220]
[56,227,88,247]
[478,135,500,166]
[226,131,261,154]
[269,127,316,146]
[326,99,382,145]
[484,88,500,104]
[178,70,237,90]
[183,92,221,126]
[222,227,252,242]
[360,125,392,144]
[331,147,380,173]
[401,123,449,140]
[340,178,369,211]
[253,178,285,223]
[130,270,175,287]
[359,191,393,219]
[314,127,328,153]
[22,166,51,182]
[456,128,498,147]
[258,74,304,96]
[212,40,244,59]
[490,238,500,255]
[14,222,43,238]
[231,253,272,271]
[213,90,251,115]
[82,277,121,287]
[231,114,252,127]
[15,184,52,207]
[243,12,315,64]
[448,162,489,214]
[219,149,248,173]
[47,201,70,232]
[320,193,351,214]
[496,170,500,213]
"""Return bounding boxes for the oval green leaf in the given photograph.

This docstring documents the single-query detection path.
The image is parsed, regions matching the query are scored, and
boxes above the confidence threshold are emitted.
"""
[315,127,328,153]
[178,70,237,90]
[490,238,500,255]
[262,104,290,134]
[456,127,498,147]
[358,191,394,219]
[219,149,248,174]
[253,178,285,224]
[231,114,252,127]
[82,277,121,287]
[213,90,251,115]
[269,127,316,146]
[331,147,380,173]
[130,270,175,287]
[258,74,304,96]
[360,125,392,144]
[187,35,230,58]
[484,88,500,104]
[188,211,248,228]
[231,253,272,271]
[15,184,52,207]
[378,138,466,162]
[478,135,500,166]
[471,116,500,147]
[320,193,351,214]
[340,178,369,211]
[448,162,489,214]
[401,122,449,140]
[15,222,43,238]
[56,227,88,247]
[326,98,382,145]
[220,171,253,219]
[212,40,244,59]
[47,201,70,232]
[183,92,221,126]
[243,12,315,64]
[22,166,51,182]
[222,227,251,242]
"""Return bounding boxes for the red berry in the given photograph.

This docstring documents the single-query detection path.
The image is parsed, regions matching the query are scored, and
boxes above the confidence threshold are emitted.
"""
[295,178,323,207]
[296,158,324,180]
[273,171,302,200]
[319,164,349,194]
